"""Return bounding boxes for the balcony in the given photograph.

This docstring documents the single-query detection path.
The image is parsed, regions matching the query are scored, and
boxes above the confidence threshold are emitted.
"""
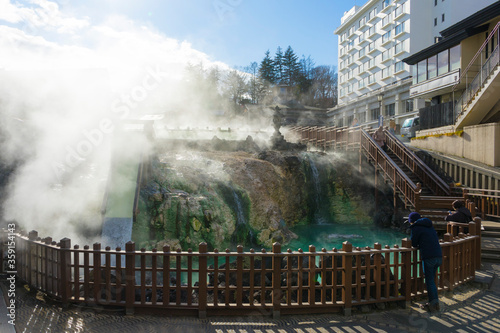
[381,38,393,47]
[381,17,393,30]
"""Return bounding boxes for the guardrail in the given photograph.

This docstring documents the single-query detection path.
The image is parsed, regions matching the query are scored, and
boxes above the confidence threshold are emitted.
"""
[1,221,481,318]
[463,188,500,220]
[453,22,500,120]
[384,131,451,196]
[360,129,420,208]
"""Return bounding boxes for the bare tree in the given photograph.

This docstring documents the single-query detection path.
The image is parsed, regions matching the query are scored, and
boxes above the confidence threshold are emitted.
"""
[311,65,337,108]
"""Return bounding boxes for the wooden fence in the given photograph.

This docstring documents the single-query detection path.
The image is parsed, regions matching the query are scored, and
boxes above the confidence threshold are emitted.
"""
[464,188,500,220]
[1,219,481,318]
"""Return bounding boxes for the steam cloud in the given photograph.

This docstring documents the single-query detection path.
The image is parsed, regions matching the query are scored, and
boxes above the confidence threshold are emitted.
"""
[0,0,245,244]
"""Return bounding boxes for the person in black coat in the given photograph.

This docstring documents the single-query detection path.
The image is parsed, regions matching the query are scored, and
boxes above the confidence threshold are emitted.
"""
[409,212,442,312]
[445,200,472,223]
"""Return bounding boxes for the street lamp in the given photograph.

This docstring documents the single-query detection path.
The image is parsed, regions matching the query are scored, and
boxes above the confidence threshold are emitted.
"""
[377,94,384,127]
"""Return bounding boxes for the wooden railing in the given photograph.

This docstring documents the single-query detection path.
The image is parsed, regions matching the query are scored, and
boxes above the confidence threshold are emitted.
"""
[289,126,450,210]
[360,129,420,208]
[384,131,451,196]
[463,188,500,220]
[1,223,481,318]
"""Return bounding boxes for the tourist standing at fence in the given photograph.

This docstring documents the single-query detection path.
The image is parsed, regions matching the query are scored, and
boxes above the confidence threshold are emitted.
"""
[372,126,387,151]
[409,212,442,312]
[445,200,472,223]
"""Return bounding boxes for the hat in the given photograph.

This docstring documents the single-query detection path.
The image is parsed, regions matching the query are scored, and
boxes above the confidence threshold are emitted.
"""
[408,212,421,223]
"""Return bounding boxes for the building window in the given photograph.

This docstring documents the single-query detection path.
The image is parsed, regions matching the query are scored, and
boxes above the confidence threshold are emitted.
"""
[364,74,375,85]
[358,113,366,123]
[382,0,391,9]
[368,41,375,52]
[434,0,438,5]
[382,31,391,43]
[368,7,378,21]
[427,55,437,79]
[405,99,414,113]
[450,44,461,71]
[394,4,404,17]
[434,18,437,26]
[417,59,427,83]
[368,25,376,37]
[382,66,392,78]
[371,107,380,120]
[442,14,445,22]
[359,16,366,27]
[385,103,395,117]
[359,33,365,44]
[394,41,405,54]
[395,61,404,72]
[347,115,354,127]
[382,14,391,27]
[395,22,405,35]
[382,49,392,61]
[437,49,448,75]
[359,47,366,58]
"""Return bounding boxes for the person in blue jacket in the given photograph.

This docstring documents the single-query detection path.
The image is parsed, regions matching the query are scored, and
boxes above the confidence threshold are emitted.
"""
[409,212,442,312]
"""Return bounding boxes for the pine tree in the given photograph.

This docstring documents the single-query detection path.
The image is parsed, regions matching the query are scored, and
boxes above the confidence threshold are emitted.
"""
[274,46,284,84]
[258,50,276,84]
[282,46,300,85]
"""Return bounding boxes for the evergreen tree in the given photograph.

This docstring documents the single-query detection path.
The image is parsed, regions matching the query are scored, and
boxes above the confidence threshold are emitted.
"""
[274,46,284,84]
[282,46,300,85]
[258,50,276,84]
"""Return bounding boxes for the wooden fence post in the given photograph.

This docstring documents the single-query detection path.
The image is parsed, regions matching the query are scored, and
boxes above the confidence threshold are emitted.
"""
[373,243,382,301]
[309,245,316,307]
[59,238,71,306]
[473,217,482,270]
[481,191,486,220]
[125,241,135,315]
[93,243,101,304]
[342,241,353,316]
[444,233,454,291]
[272,242,282,319]
[27,231,38,286]
[401,238,412,308]
[198,242,208,319]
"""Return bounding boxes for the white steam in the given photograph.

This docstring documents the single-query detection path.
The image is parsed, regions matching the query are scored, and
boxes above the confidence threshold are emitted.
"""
[0,0,241,244]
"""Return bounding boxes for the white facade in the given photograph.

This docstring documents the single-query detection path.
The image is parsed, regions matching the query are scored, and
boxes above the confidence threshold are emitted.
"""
[431,0,499,37]
[331,0,498,129]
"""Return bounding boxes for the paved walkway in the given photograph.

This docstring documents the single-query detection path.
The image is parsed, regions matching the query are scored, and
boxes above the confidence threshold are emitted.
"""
[1,262,499,333]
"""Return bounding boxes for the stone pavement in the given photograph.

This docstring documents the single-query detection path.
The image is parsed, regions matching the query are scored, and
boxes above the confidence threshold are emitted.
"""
[1,263,499,333]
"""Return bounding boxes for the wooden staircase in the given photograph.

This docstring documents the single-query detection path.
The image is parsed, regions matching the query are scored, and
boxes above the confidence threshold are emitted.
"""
[481,221,500,262]
[290,125,495,261]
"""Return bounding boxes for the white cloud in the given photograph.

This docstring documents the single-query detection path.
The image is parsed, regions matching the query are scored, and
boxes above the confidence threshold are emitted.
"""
[0,0,89,34]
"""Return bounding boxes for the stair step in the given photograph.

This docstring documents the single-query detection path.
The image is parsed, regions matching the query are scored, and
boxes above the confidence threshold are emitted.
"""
[481,253,500,262]
[482,248,500,254]
[483,231,500,238]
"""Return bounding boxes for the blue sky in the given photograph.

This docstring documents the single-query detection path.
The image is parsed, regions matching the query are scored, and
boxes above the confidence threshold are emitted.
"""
[1,0,358,70]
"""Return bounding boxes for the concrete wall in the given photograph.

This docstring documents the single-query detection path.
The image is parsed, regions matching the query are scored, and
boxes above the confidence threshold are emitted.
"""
[412,122,500,166]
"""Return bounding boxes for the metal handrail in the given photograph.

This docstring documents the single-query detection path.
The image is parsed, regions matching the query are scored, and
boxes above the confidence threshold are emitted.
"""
[452,21,500,91]
[453,22,500,119]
